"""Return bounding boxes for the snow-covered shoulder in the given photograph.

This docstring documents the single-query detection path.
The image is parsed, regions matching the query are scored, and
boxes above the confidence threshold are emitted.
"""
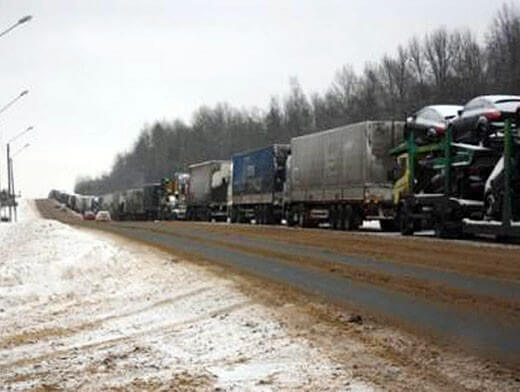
[0,200,362,391]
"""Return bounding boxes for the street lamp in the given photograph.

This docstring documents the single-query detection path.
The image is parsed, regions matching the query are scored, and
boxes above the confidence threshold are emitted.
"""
[5,126,35,222]
[13,142,30,158]
[8,125,34,144]
[0,90,29,196]
[0,15,32,39]
[9,143,30,222]
[0,90,29,116]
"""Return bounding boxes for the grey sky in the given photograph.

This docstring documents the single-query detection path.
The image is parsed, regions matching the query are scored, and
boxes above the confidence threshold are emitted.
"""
[0,0,500,197]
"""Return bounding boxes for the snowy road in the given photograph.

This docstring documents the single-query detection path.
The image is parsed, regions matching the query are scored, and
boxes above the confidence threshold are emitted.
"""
[2,200,519,391]
[0,201,361,391]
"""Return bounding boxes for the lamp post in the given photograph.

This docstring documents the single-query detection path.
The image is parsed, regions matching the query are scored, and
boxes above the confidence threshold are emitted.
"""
[0,90,29,116]
[9,143,30,222]
[6,126,34,222]
[0,90,29,204]
[0,15,32,39]
[8,125,33,144]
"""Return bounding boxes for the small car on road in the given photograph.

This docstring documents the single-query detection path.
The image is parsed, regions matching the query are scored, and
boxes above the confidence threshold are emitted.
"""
[83,210,96,221]
[95,210,111,222]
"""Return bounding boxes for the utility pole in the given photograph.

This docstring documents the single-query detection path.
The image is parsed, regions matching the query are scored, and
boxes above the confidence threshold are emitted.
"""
[0,91,29,199]
[9,142,30,222]
[10,156,16,222]
[6,143,11,221]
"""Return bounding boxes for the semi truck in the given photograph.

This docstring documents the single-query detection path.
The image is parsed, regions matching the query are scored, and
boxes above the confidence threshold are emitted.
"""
[396,117,519,238]
[186,160,231,221]
[160,172,190,220]
[230,144,290,224]
[284,121,404,230]
[99,183,162,220]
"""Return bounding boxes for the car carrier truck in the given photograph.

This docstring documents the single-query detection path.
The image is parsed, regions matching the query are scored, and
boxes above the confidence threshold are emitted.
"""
[396,117,519,238]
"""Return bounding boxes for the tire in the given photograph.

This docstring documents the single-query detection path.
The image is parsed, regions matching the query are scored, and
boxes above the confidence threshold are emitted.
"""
[399,207,414,236]
[380,219,397,232]
[484,192,501,221]
[265,206,274,225]
[286,208,296,227]
[230,207,238,223]
[434,217,449,238]
[338,205,346,231]
[255,207,261,225]
[351,208,362,231]
[343,205,353,231]
[329,206,338,230]
[298,207,308,228]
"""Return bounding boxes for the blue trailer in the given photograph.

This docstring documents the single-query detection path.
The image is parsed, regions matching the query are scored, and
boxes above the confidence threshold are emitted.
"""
[230,144,290,224]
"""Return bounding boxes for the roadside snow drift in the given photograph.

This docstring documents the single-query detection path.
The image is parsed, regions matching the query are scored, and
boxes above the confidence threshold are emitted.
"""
[0,200,364,391]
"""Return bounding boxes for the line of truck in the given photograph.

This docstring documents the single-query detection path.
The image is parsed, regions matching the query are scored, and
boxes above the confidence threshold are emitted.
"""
[50,105,520,240]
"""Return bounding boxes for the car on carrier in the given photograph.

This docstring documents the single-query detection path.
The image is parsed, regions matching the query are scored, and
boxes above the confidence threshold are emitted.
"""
[452,95,520,146]
[405,105,462,145]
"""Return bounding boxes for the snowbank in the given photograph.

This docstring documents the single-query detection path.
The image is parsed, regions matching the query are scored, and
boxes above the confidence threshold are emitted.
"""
[0,200,368,391]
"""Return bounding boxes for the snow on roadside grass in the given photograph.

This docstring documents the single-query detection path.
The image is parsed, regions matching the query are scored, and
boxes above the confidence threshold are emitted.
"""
[0,201,370,391]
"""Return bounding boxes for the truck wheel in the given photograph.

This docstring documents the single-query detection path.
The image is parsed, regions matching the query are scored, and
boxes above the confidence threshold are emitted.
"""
[399,207,414,236]
[298,209,308,228]
[329,206,338,230]
[338,205,346,230]
[230,207,238,223]
[265,207,274,225]
[286,209,295,227]
[434,218,450,239]
[380,219,397,232]
[343,205,353,231]
[351,211,362,230]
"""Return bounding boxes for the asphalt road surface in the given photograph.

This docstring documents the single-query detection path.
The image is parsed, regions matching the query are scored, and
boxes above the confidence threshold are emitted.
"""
[36,199,520,368]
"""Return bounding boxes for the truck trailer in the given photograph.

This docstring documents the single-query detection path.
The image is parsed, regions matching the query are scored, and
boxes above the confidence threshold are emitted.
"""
[187,160,231,221]
[398,118,520,238]
[284,121,404,230]
[230,144,290,224]
[99,183,162,221]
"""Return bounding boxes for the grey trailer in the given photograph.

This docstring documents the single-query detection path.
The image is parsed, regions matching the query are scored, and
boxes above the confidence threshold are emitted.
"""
[121,188,145,220]
[111,184,161,221]
[285,121,404,230]
[100,192,121,220]
[187,160,231,221]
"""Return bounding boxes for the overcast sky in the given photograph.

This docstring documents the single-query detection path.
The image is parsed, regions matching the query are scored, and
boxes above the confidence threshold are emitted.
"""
[0,0,501,197]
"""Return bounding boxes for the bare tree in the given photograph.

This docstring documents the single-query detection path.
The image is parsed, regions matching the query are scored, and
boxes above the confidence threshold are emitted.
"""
[424,28,457,99]
[487,3,520,92]
[283,77,313,137]
[380,45,410,118]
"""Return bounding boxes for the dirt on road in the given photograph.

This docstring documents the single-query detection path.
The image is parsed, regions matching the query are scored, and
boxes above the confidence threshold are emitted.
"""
[24,199,520,391]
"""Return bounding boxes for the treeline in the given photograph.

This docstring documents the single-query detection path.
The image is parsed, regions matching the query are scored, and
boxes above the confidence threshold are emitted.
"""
[75,4,520,195]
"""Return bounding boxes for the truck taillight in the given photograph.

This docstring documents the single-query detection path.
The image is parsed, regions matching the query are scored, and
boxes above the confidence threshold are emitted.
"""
[484,109,501,121]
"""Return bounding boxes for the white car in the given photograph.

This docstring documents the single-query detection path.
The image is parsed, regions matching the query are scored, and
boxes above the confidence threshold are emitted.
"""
[95,210,112,222]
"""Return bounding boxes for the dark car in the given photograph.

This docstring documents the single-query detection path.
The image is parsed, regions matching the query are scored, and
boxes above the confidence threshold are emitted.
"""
[452,95,520,146]
[484,151,520,221]
[405,105,462,145]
